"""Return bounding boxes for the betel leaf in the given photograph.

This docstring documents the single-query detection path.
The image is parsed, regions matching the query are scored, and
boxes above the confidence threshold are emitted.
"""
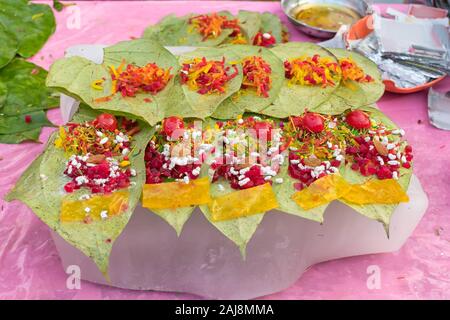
[313,94,353,115]
[339,106,412,233]
[0,81,6,108]
[0,110,53,135]
[46,39,180,126]
[0,59,59,116]
[272,164,328,223]
[152,207,196,236]
[0,0,56,58]
[0,23,18,68]
[328,48,385,108]
[261,42,341,118]
[0,127,41,144]
[6,109,151,276]
[52,0,63,12]
[212,45,285,120]
[260,12,283,43]
[200,177,265,257]
[142,12,234,47]
[236,10,262,43]
[178,47,243,119]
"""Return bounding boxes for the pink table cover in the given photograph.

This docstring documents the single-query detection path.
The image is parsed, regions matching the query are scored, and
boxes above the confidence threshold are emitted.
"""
[1,1,449,300]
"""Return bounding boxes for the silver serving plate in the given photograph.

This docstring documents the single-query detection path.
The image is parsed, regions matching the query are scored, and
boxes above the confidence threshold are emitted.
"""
[281,0,372,39]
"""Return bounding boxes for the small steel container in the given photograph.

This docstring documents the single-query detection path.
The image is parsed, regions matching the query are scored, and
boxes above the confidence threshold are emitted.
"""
[281,0,372,39]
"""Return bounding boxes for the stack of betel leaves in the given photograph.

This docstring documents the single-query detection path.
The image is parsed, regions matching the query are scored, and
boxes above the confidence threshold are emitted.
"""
[142,10,290,47]
[7,33,412,277]
[0,0,58,144]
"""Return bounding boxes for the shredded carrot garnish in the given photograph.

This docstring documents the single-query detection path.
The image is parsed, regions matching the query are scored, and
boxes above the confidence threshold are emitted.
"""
[113,63,173,97]
[189,13,240,41]
[284,55,340,88]
[339,57,374,83]
[241,56,272,97]
[180,57,239,95]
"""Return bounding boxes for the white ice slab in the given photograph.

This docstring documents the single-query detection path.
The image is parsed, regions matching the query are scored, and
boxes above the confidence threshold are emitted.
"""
[51,175,427,299]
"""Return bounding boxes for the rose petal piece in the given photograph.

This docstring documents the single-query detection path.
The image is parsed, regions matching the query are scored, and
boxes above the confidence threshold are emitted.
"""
[209,183,278,222]
[342,179,409,205]
[60,191,129,222]
[142,177,211,209]
[292,174,350,210]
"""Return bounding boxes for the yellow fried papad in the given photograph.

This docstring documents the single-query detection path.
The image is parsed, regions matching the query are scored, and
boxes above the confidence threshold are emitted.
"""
[209,183,279,222]
[292,174,350,210]
[61,191,129,222]
[341,179,409,205]
[142,177,211,209]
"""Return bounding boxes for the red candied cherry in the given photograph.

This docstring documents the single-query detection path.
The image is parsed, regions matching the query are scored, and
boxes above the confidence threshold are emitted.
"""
[163,116,184,138]
[404,145,413,153]
[302,113,324,133]
[254,121,273,141]
[346,110,371,130]
[94,113,118,131]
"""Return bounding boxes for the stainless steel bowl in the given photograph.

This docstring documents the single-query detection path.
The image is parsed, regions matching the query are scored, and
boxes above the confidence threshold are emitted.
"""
[281,0,372,39]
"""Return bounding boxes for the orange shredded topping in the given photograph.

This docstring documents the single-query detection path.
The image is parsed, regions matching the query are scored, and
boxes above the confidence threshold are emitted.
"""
[180,57,239,94]
[241,56,272,97]
[189,13,240,41]
[284,55,340,88]
[113,62,173,97]
[339,57,374,83]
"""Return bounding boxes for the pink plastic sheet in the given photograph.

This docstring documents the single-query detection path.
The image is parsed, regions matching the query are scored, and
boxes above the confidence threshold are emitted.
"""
[1,1,449,299]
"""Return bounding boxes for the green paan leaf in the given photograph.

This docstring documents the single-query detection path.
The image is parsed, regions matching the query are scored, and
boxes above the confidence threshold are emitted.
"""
[272,164,328,223]
[0,81,7,108]
[0,23,18,68]
[260,12,283,43]
[152,207,196,236]
[328,48,384,108]
[339,106,412,233]
[261,42,341,118]
[0,110,53,135]
[212,45,285,119]
[0,127,41,144]
[46,39,180,126]
[5,109,151,276]
[200,177,265,257]
[142,12,234,47]
[0,59,59,116]
[236,10,262,43]
[177,47,243,119]
[0,0,56,58]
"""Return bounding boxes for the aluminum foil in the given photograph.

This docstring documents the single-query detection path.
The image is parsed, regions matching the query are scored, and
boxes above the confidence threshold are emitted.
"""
[348,13,449,89]
[428,88,450,130]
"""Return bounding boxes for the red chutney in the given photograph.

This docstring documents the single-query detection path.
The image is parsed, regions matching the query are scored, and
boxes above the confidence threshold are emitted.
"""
[189,13,241,40]
[241,56,272,98]
[253,32,276,47]
[284,55,340,87]
[180,57,239,95]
